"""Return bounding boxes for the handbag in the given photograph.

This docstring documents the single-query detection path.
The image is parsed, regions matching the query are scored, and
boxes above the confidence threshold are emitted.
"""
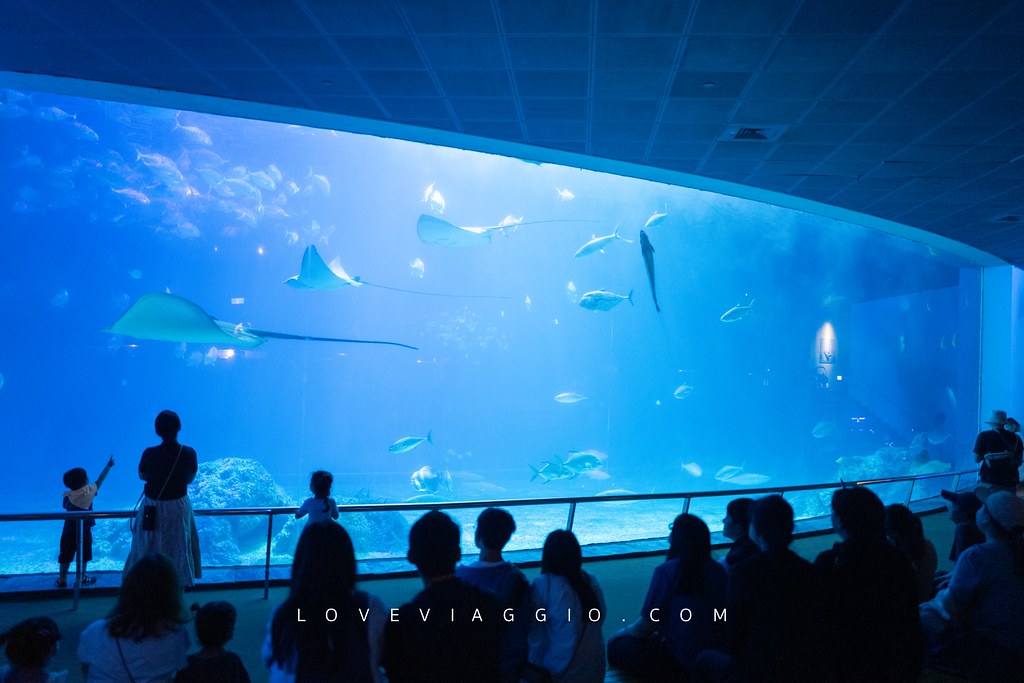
[134,444,183,533]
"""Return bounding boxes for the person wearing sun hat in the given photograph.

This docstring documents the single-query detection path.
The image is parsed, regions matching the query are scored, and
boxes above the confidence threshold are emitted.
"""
[972,409,1023,495]
[920,491,1024,678]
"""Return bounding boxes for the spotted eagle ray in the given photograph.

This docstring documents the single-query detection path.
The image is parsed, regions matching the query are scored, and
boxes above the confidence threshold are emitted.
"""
[105,292,417,350]
[286,244,511,300]
[284,244,361,290]
[417,214,599,248]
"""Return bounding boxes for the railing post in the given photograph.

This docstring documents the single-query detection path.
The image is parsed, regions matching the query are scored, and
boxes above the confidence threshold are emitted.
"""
[952,472,962,491]
[566,502,577,531]
[682,497,691,514]
[72,516,83,611]
[264,512,274,600]
[905,479,916,506]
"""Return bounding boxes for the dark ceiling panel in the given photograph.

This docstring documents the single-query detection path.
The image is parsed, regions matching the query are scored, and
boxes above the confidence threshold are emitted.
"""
[679,36,776,72]
[248,36,344,69]
[689,0,800,35]
[594,36,680,70]
[304,0,407,35]
[595,0,693,35]
[395,0,498,34]
[514,71,589,98]
[332,36,425,70]
[213,0,321,36]
[417,36,507,69]
[786,0,903,35]
[506,37,591,69]
[435,70,513,98]
[358,70,439,97]
[496,0,590,35]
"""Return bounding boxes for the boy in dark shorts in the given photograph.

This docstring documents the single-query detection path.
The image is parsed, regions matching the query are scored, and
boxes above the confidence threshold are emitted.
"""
[57,455,114,587]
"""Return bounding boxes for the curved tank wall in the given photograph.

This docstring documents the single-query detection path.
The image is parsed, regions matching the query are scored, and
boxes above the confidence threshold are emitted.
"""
[0,89,981,572]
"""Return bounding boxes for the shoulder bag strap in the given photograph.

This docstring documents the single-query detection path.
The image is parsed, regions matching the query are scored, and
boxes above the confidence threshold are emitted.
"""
[154,444,184,500]
[114,637,138,683]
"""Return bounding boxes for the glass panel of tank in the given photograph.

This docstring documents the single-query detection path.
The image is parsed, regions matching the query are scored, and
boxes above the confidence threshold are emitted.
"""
[0,88,981,573]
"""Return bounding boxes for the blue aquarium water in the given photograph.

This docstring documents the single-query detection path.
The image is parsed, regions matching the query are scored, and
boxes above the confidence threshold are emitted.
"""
[0,89,980,573]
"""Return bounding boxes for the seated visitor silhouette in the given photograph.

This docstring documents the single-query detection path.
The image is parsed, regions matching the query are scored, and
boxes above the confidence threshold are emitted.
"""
[527,529,606,683]
[175,600,251,683]
[263,521,385,682]
[920,490,1024,680]
[698,494,826,682]
[608,513,726,681]
[78,553,190,682]
[383,510,503,683]
[720,497,758,571]
[454,507,530,683]
[885,503,939,602]
[813,486,922,682]
[0,616,67,682]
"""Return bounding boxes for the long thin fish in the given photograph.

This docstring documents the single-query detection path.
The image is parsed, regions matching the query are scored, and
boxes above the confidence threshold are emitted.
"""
[639,230,661,312]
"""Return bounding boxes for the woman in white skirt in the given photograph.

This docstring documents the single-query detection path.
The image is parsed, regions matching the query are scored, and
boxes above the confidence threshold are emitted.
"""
[124,410,201,587]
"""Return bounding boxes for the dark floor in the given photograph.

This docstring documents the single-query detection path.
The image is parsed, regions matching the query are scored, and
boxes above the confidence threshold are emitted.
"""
[1,506,955,683]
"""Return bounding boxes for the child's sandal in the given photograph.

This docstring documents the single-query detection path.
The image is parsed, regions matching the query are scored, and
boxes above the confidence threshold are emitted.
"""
[55,578,67,588]
[80,575,97,585]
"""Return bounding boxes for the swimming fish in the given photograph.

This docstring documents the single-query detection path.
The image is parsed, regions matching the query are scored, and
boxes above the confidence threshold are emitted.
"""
[811,418,836,438]
[566,281,579,303]
[417,214,596,248]
[105,292,417,350]
[556,187,574,201]
[410,257,425,278]
[554,392,587,404]
[530,460,576,483]
[722,473,771,486]
[284,245,362,290]
[673,384,694,399]
[389,431,433,454]
[639,230,660,312]
[720,299,755,322]
[410,465,452,494]
[564,451,606,473]
[422,182,445,213]
[579,289,633,311]
[572,227,633,258]
[681,462,702,477]
[644,212,667,228]
[714,465,743,481]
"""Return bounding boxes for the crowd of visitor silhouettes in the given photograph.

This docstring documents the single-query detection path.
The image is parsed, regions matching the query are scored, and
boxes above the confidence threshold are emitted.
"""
[5,484,1024,682]
[7,408,1023,681]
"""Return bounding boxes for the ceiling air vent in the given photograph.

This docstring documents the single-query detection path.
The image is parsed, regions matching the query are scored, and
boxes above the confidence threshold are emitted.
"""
[718,124,789,142]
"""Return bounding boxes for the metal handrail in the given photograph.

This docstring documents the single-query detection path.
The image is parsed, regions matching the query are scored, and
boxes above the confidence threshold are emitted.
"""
[0,468,975,609]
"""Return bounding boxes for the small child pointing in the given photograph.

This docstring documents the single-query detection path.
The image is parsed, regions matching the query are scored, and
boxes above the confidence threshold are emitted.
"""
[57,455,114,587]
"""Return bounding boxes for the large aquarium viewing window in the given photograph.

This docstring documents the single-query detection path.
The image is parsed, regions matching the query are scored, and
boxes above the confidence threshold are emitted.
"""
[0,88,982,572]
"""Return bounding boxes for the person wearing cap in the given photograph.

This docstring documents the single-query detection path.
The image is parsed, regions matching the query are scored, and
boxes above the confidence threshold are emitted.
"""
[972,409,1023,494]
[920,491,1024,678]
[1007,417,1021,435]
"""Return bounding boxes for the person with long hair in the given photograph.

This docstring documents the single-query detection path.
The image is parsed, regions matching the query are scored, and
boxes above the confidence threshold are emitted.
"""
[885,503,938,602]
[921,490,1024,679]
[123,410,201,587]
[263,521,385,682]
[78,553,189,682]
[527,529,606,682]
[607,514,727,681]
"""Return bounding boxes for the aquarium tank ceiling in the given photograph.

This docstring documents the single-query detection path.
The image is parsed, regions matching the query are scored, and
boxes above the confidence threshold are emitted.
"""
[0,88,983,559]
